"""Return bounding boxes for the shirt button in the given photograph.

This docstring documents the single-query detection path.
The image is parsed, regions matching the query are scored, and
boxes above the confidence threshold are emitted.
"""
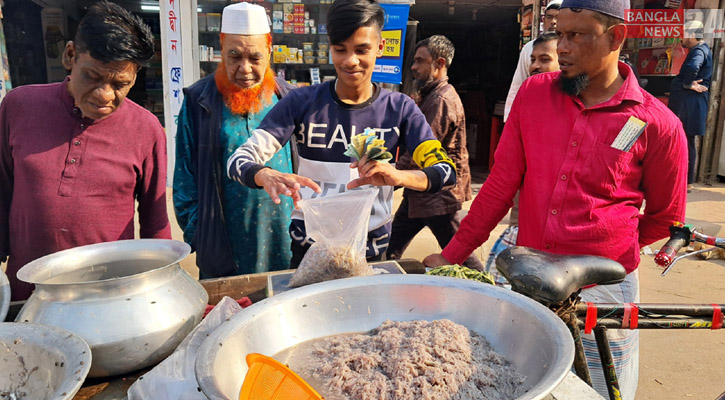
[69,159,76,164]
[73,108,80,114]
[561,175,567,180]
[551,209,558,215]
[80,124,86,130]
[571,141,578,147]
[74,141,81,146]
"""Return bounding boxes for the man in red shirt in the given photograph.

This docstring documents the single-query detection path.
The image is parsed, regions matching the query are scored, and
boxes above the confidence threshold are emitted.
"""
[0,2,171,300]
[425,0,687,398]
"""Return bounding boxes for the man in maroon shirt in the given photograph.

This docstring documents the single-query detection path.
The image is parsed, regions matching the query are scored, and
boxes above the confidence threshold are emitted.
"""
[425,0,687,398]
[0,1,171,300]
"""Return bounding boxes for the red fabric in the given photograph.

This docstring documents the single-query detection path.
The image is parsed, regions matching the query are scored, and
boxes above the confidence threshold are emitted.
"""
[584,302,597,334]
[622,303,632,329]
[204,297,253,318]
[628,303,639,329]
[0,78,171,300]
[442,63,688,273]
[712,304,723,330]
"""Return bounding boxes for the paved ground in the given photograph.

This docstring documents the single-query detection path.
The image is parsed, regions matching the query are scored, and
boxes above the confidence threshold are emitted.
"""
[167,176,725,399]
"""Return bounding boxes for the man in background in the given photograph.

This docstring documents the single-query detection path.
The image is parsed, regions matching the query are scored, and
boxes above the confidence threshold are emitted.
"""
[174,2,296,278]
[668,20,712,192]
[0,1,170,300]
[387,35,482,270]
[529,32,560,76]
[504,0,561,122]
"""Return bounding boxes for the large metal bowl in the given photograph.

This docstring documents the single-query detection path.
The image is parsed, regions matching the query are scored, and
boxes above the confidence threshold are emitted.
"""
[195,275,574,400]
[0,322,91,400]
[0,268,9,322]
[15,239,208,377]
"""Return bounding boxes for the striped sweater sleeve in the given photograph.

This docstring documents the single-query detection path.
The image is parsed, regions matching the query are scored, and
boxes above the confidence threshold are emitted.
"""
[227,128,286,188]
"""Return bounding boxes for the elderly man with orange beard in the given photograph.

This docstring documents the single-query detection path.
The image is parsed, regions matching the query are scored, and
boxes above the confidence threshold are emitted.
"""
[173,2,296,278]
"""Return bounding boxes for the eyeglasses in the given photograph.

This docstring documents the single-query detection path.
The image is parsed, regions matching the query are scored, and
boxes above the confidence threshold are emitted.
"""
[544,14,558,22]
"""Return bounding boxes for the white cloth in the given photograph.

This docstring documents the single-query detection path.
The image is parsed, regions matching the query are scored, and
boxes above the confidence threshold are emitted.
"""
[579,270,640,400]
[503,40,534,122]
[221,2,270,35]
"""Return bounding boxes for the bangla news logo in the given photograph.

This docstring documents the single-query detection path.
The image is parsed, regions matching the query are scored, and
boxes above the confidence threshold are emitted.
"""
[625,9,724,38]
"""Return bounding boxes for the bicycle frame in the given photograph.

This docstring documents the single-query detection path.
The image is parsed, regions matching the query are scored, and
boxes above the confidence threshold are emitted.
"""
[494,223,725,400]
[551,294,724,400]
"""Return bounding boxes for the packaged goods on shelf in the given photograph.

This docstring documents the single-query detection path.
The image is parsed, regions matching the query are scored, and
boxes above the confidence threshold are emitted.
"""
[207,13,221,32]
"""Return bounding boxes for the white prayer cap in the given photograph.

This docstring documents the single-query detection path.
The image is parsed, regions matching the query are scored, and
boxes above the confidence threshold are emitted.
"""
[684,20,705,38]
[221,2,270,35]
[545,0,562,10]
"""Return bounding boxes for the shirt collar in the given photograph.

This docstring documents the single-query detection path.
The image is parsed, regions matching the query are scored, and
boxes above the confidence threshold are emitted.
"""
[420,78,447,96]
[59,76,80,118]
[609,61,645,105]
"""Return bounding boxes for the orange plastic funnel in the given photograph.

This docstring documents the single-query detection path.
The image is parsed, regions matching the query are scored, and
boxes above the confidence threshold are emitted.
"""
[239,353,324,400]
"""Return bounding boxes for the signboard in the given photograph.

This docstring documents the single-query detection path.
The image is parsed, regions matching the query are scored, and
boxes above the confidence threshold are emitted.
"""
[161,0,186,184]
[372,4,410,85]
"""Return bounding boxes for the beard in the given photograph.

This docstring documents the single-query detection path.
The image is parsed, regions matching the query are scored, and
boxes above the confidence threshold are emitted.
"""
[560,73,590,96]
[214,63,276,115]
[413,74,435,92]
[410,73,435,103]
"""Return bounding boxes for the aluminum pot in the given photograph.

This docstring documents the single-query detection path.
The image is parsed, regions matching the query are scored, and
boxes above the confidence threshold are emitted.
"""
[15,239,208,377]
[0,322,91,400]
[195,274,574,400]
[0,268,9,322]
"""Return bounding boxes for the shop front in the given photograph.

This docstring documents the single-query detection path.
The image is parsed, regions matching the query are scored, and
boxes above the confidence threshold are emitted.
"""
[1,0,166,122]
[0,0,527,175]
[5,0,721,179]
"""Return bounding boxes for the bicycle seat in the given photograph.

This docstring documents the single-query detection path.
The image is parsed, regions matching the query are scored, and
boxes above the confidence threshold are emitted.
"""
[495,246,627,305]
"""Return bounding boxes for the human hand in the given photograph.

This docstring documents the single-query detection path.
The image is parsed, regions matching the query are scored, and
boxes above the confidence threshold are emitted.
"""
[254,168,321,208]
[423,253,452,269]
[689,79,708,93]
[347,154,404,189]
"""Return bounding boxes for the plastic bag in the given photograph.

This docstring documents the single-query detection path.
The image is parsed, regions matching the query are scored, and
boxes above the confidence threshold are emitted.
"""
[126,296,245,400]
[289,187,379,288]
[484,225,517,289]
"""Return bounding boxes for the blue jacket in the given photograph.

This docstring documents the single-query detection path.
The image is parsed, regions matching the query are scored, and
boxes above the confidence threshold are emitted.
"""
[178,75,293,277]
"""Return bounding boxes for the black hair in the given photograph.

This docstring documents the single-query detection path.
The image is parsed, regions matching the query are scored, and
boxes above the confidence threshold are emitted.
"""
[327,0,385,45]
[533,32,558,47]
[74,1,155,66]
[415,35,455,69]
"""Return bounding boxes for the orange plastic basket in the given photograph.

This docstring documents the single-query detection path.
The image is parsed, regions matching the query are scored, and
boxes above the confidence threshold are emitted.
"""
[239,353,324,400]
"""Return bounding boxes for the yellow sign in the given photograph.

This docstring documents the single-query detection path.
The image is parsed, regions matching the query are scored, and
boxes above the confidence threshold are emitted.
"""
[381,30,402,58]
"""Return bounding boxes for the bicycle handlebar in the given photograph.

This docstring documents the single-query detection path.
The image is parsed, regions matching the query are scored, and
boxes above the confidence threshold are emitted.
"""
[655,222,725,276]
[654,224,692,267]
